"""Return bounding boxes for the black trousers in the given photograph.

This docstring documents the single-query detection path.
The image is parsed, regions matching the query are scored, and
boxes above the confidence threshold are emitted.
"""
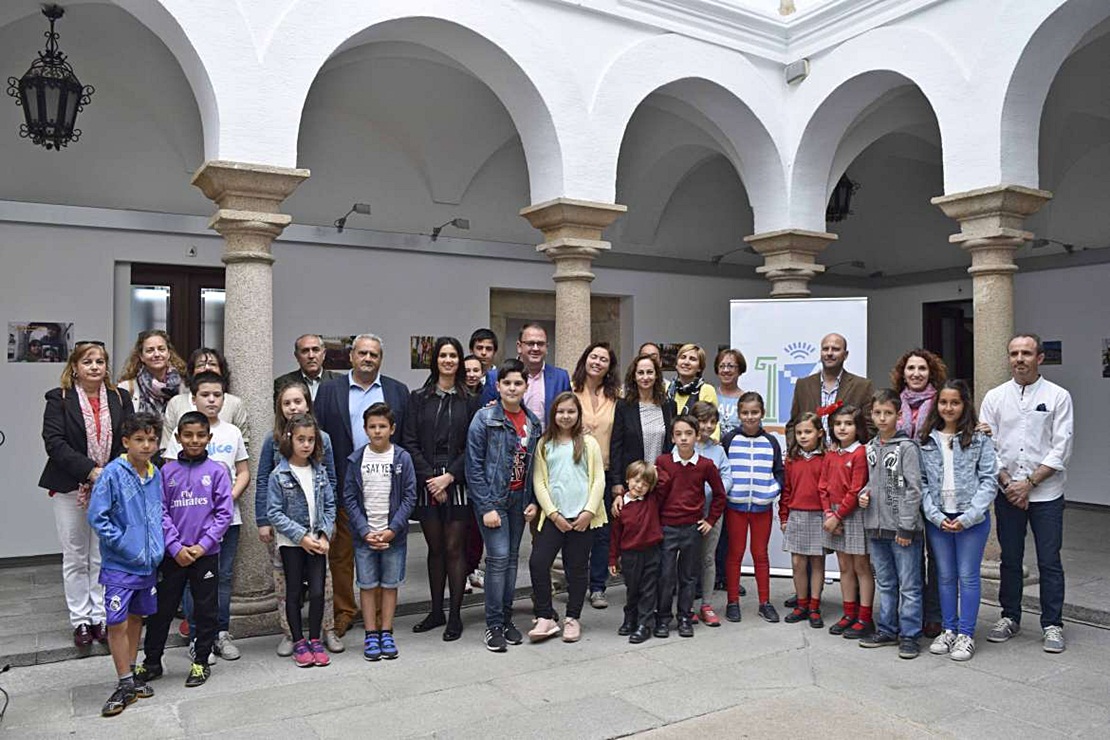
[621,544,660,628]
[657,524,700,623]
[144,554,219,665]
[530,522,594,620]
[281,546,327,641]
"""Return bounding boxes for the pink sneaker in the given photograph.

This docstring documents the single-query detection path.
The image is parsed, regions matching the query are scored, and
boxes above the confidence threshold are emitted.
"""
[310,639,330,667]
[562,617,581,643]
[292,639,314,667]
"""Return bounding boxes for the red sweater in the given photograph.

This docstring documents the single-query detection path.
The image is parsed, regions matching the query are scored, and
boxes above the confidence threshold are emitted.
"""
[780,453,824,525]
[654,453,727,527]
[609,493,664,566]
[819,444,868,520]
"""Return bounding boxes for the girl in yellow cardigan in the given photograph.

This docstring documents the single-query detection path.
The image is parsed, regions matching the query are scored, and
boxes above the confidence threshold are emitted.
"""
[525,392,608,643]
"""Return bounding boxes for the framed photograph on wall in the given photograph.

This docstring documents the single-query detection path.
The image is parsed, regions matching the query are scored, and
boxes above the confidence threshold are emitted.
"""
[320,334,356,370]
[411,335,435,370]
[8,322,73,363]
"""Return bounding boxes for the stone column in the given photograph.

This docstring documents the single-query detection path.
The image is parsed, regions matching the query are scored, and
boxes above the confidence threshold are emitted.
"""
[192,160,310,635]
[520,198,626,370]
[745,229,838,298]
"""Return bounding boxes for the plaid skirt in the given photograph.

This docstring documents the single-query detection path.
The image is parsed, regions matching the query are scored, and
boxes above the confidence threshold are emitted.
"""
[822,507,868,555]
[784,510,826,556]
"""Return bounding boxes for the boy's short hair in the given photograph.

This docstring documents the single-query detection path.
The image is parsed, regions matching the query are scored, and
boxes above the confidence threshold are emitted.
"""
[625,460,658,489]
[122,411,162,440]
[672,414,699,434]
[177,411,210,433]
[872,388,902,411]
[738,390,765,412]
[690,400,718,423]
[362,401,394,426]
[497,358,526,383]
[189,370,227,394]
[469,328,498,352]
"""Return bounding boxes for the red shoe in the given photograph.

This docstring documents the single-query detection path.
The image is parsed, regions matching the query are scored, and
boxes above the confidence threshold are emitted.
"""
[310,639,330,667]
[73,624,93,648]
[699,604,721,627]
[178,619,191,639]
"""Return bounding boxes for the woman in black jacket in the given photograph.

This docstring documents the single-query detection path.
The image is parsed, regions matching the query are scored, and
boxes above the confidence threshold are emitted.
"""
[403,337,479,641]
[40,341,133,648]
[609,353,676,500]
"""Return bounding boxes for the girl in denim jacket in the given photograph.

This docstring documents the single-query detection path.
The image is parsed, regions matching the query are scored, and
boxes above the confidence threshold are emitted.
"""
[918,380,997,662]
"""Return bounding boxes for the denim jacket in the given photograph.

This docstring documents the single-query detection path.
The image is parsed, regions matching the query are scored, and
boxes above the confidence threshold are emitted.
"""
[465,402,542,515]
[266,458,336,545]
[255,430,337,527]
[342,444,417,541]
[919,429,998,529]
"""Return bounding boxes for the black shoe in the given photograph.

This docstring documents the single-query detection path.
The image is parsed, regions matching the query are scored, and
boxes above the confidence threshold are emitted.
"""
[739,584,747,598]
[829,615,855,636]
[923,621,942,639]
[725,602,741,622]
[131,674,155,699]
[844,620,875,640]
[758,602,780,623]
[808,610,825,629]
[653,620,671,638]
[859,632,899,648]
[629,625,652,644]
[677,617,694,638]
[101,684,137,717]
[484,626,507,653]
[443,617,463,642]
[135,662,163,682]
[184,662,210,688]
[784,594,798,609]
[784,607,810,624]
[412,612,447,633]
[898,636,921,659]
[618,619,636,636]
[503,621,523,645]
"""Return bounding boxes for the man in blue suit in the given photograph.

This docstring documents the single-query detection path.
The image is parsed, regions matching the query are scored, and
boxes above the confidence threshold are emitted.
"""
[480,323,570,430]
[314,333,409,636]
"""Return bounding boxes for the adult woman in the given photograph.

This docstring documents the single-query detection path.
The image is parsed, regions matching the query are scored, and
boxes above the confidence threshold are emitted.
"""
[609,354,676,501]
[714,348,747,436]
[669,344,719,436]
[890,349,948,439]
[117,330,187,416]
[39,341,133,647]
[404,337,479,641]
[571,342,620,609]
[162,346,251,448]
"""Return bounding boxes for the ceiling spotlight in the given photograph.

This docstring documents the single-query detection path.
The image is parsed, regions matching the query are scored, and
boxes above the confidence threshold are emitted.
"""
[1031,237,1075,254]
[334,203,371,232]
[709,245,758,265]
[431,217,470,241]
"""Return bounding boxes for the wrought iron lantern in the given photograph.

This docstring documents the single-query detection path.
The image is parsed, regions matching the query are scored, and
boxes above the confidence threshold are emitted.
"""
[7,5,94,151]
[826,174,860,223]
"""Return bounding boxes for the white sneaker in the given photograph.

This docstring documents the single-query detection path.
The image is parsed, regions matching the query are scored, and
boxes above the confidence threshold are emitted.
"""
[1042,625,1065,653]
[950,634,975,662]
[469,569,485,590]
[214,631,241,660]
[929,629,956,655]
[276,636,294,657]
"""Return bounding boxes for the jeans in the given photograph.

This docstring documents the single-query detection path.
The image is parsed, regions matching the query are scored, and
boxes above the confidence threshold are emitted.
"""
[869,536,924,638]
[657,524,700,622]
[700,518,722,604]
[531,523,594,620]
[185,523,240,636]
[996,495,1065,629]
[926,516,990,636]
[588,489,613,593]
[476,492,525,628]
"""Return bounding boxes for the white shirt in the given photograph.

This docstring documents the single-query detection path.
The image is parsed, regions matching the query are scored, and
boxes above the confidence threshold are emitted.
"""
[277,463,316,548]
[980,376,1073,503]
[671,448,701,466]
[165,419,249,525]
[938,432,958,513]
[360,445,394,532]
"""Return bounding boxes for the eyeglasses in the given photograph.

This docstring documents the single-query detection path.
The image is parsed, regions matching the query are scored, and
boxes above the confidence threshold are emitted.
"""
[520,341,547,348]
[76,340,105,348]
[718,364,739,370]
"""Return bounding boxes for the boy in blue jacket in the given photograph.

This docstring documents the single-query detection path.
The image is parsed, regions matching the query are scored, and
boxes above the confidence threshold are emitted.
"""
[342,402,417,662]
[87,412,165,718]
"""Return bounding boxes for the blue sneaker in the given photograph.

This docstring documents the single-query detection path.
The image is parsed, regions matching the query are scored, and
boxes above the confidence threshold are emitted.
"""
[363,631,381,662]
[380,630,398,660]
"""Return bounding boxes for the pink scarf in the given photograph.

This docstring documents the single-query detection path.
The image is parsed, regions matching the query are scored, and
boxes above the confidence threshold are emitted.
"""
[76,383,112,466]
[898,385,936,439]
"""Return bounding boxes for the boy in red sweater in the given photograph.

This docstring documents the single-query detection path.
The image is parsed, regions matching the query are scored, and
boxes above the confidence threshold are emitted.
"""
[609,461,663,644]
[653,416,727,638]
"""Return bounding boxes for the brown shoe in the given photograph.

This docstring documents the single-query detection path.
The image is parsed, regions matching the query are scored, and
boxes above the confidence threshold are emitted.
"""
[333,620,350,638]
[74,623,94,648]
[90,622,109,644]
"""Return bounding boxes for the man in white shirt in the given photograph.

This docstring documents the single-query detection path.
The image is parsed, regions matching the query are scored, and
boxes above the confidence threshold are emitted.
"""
[979,334,1073,653]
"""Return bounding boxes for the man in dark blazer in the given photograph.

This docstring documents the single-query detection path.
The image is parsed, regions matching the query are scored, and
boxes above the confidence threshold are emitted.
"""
[786,332,875,446]
[479,323,570,429]
[313,333,409,636]
[273,334,340,401]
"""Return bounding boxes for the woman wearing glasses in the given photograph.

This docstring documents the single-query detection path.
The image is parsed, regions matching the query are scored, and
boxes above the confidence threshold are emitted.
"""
[162,346,251,449]
[714,348,748,437]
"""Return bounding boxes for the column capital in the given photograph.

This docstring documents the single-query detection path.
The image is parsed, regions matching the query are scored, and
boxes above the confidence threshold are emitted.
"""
[745,228,838,298]
[520,198,626,241]
[191,160,310,213]
[931,184,1052,239]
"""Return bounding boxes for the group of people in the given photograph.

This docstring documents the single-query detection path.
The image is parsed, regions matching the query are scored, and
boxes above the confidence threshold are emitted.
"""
[38,324,1073,719]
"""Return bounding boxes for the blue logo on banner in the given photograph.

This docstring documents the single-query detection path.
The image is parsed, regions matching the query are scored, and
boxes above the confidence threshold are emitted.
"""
[753,342,818,425]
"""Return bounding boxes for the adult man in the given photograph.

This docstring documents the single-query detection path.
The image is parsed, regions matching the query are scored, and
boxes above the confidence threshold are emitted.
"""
[638,342,661,364]
[469,328,499,373]
[786,333,875,445]
[273,334,340,401]
[314,334,409,636]
[980,333,1073,653]
[480,324,570,428]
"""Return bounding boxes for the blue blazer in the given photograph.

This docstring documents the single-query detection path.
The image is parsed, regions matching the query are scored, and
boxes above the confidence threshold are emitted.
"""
[479,363,571,422]
[315,372,409,487]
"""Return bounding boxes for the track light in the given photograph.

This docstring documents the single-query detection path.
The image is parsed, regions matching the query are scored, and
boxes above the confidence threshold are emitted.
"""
[1031,237,1075,254]
[431,217,470,241]
[334,203,371,232]
[709,245,757,265]
[824,260,867,271]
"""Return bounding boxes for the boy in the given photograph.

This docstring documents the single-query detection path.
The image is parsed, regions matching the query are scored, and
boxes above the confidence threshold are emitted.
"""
[858,389,925,659]
[342,402,417,661]
[691,401,732,627]
[609,461,663,644]
[165,371,249,662]
[466,358,543,652]
[139,412,233,688]
[87,412,165,717]
[653,415,727,638]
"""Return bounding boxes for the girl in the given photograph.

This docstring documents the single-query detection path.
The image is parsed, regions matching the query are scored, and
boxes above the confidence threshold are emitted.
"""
[527,392,607,643]
[780,412,827,628]
[820,404,874,639]
[668,344,719,429]
[256,381,340,656]
[463,354,485,395]
[266,413,336,668]
[919,380,998,661]
[117,330,188,415]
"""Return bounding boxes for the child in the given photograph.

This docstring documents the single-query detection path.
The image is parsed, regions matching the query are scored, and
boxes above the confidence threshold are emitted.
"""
[821,404,874,639]
[857,389,925,659]
[528,392,607,643]
[780,411,827,628]
[721,392,783,623]
[139,412,233,687]
[690,401,732,627]
[653,415,727,638]
[268,413,336,667]
[86,412,165,717]
[918,380,998,662]
[165,371,250,661]
[342,402,417,661]
[256,380,340,657]
[609,461,663,643]
[466,359,542,653]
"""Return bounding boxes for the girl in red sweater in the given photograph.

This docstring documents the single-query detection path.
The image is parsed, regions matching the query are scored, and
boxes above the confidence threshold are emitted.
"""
[820,404,875,639]
[781,412,827,628]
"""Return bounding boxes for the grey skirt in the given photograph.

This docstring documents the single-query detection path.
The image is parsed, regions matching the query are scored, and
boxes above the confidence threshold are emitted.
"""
[822,507,868,555]
[784,510,826,556]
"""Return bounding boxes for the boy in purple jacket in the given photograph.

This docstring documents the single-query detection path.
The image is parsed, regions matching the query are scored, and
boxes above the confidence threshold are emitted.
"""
[138,412,233,687]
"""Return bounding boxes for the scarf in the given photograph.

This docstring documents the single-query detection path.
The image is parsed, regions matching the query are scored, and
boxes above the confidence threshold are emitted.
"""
[668,376,704,414]
[76,383,112,466]
[898,385,936,438]
[134,365,181,415]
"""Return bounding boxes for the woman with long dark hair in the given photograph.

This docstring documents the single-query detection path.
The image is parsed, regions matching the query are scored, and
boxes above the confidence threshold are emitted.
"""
[163,346,251,448]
